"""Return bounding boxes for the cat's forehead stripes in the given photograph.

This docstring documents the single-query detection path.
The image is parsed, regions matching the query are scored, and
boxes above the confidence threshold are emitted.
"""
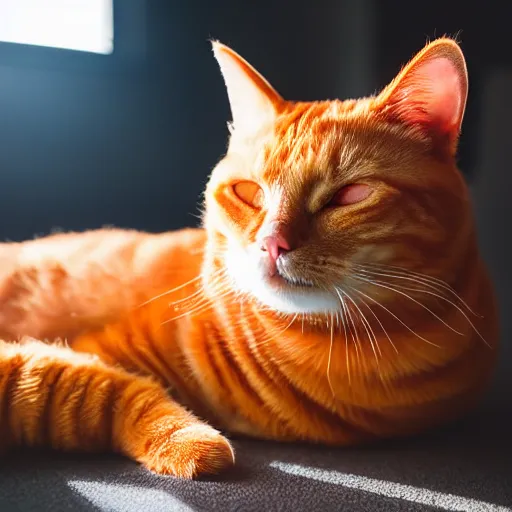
[259,100,373,191]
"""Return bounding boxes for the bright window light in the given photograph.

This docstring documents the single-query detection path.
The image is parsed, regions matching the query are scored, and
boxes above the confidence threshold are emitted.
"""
[0,0,113,54]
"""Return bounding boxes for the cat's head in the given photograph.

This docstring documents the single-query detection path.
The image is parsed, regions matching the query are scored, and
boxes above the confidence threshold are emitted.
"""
[203,38,472,315]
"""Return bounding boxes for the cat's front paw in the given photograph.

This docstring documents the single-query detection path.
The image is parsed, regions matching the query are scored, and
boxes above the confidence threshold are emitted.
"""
[140,421,235,478]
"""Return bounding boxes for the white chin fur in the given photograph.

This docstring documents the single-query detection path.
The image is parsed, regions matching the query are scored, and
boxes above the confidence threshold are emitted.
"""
[223,242,338,314]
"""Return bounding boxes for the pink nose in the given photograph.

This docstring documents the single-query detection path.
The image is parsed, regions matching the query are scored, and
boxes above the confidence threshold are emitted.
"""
[260,232,291,263]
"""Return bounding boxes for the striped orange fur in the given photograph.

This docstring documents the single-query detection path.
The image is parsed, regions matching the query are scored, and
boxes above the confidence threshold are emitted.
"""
[0,38,499,478]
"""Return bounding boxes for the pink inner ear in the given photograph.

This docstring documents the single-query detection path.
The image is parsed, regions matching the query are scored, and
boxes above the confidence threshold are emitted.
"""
[384,54,467,146]
[419,58,464,133]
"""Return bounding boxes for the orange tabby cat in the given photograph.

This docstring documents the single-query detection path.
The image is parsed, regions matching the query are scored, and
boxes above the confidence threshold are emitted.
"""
[0,38,499,478]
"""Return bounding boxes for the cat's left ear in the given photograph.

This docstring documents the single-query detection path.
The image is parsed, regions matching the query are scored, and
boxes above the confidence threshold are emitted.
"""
[212,41,284,135]
[375,38,468,155]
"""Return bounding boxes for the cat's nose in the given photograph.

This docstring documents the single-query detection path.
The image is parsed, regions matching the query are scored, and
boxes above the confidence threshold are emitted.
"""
[260,225,292,262]
[261,234,290,262]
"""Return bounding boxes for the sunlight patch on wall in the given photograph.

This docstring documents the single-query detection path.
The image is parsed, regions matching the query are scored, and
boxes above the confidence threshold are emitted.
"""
[0,0,113,54]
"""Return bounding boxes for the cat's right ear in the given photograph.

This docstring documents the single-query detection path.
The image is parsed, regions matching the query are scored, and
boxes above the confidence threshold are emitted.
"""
[374,38,468,156]
[212,41,283,135]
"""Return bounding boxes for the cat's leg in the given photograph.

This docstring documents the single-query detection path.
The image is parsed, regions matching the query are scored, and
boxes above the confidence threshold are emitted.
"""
[0,338,234,478]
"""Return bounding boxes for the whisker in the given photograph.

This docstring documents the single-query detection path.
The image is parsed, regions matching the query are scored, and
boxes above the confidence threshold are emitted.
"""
[167,270,229,311]
[358,279,490,348]
[251,313,299,348]
[160,288,236,326]
[168,287,205,307]
[346,285,398,354]
[361,262,461,290]
[352,264,480,317]
[334,288,363,370]
[135,265,229,311]
[338,295,352,386]
[351,274,465,336]
[135,274,204,309]
[338,287,382,368]
[346,286,440,348]
[327,312,336,399]
[344,295,361,369]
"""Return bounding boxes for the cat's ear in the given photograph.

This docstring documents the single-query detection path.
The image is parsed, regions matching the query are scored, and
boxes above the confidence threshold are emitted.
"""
[212,41,283,135]
[375,38,468,155]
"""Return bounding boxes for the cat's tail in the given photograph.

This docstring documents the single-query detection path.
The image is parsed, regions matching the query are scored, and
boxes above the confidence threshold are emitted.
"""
[0,339,234,477]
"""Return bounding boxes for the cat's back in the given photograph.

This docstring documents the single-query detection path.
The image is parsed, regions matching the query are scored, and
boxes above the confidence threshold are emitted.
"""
[0,227,207,341]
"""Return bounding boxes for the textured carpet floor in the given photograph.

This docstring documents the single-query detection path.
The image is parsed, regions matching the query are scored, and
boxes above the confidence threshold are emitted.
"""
[0,403,510,512]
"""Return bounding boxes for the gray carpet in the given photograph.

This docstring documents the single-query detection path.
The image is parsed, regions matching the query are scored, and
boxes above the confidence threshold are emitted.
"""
[0,400,510,512]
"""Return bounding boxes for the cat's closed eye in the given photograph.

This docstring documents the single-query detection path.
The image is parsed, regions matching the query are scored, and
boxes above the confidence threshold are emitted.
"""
[233,181,264,209]
[326,183,372,208]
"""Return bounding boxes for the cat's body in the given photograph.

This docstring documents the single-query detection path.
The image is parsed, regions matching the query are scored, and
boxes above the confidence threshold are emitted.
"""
[0,38,499,478]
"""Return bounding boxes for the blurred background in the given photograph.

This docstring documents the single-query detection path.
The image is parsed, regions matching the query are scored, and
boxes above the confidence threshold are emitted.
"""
[0,1,510,398]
